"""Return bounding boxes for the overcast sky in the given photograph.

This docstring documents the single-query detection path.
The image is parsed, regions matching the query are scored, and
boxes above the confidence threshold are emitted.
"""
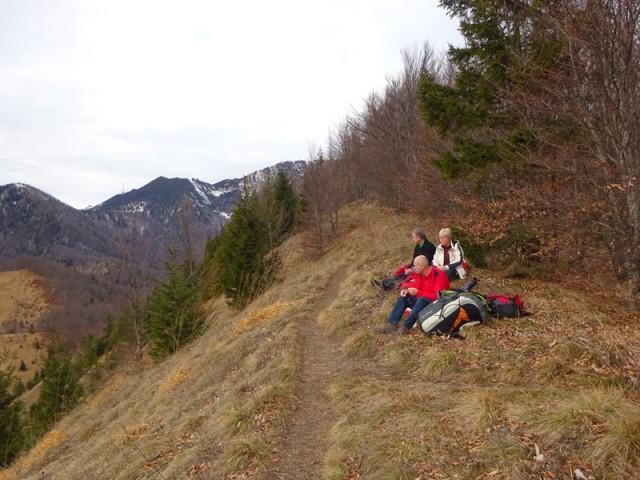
[0,0,461,209]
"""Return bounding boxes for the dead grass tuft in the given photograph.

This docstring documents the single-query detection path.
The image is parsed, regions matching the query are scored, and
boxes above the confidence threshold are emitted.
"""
[413,345,458,378]
[589,406,640,477]
[534,388,640,476]
[380,341,414,372]
[342,330,377,358]
[121,422,155,446]
[218,437,270,475]
[234,301,294,332]
[454,388,506,431]
[159,366,190,393]
[475,431,529,472]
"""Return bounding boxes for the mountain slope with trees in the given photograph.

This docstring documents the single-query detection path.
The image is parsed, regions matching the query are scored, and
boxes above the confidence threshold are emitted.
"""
[417,0,640,296]
[2,203,638,479]
[2,1,638,475]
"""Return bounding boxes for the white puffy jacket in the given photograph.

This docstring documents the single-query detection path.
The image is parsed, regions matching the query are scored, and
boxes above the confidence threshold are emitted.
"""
[433,240,467,279]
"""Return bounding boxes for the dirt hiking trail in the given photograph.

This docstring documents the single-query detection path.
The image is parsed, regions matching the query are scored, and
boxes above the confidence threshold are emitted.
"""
[262,272,378,479]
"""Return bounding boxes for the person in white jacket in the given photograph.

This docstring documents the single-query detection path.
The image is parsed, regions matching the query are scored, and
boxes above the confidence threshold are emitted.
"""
[432,227,468,280]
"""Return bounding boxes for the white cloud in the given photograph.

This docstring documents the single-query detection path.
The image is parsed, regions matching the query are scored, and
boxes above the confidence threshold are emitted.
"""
[0,0,461,208]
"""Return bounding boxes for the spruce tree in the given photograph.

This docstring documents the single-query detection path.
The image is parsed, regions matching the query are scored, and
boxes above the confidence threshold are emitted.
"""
[33,343,83,431]
[212,184,276,309]
[146,248,205,362]
[0,369,25,466]
[273,169,298,241]
[198,234,222,300]
[417,0,533,178]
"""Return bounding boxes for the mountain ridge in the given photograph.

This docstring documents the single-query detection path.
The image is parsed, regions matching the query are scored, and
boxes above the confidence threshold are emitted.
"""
[0,160,306,265]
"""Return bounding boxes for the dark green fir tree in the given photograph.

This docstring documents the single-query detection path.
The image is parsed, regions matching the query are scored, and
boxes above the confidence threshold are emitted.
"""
[0,369,25,466]
[417,0,535,179]
[32,343,83,432]
[146,248,205,362]
[212,183,277,309]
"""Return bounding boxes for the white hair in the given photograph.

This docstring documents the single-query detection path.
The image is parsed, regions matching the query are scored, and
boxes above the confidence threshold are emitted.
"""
[438,227,452,239]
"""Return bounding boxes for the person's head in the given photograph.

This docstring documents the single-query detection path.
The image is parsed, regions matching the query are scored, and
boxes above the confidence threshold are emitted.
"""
[438,227,452,247]
[411,229,427,245]
[412,255,430,274]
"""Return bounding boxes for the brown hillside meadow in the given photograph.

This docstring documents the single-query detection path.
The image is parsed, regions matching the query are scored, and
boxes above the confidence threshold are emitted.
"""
[0,269,54,384]
[2,203,639,479]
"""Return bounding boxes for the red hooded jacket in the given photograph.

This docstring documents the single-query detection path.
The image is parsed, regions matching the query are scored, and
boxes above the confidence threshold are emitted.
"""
[400,267,450,301]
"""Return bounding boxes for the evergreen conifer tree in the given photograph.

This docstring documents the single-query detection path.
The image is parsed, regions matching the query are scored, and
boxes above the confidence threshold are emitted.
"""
[273,169,298,240]
[212,184,276,309]
[417,0,532,179]
[198,234,222,300]
[146,248,205,362]
[0,369,25,466]
[33,343,83,431]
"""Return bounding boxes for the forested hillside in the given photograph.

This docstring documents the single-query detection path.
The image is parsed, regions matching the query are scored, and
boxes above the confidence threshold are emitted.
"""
[2,1,638,477]
[300,0,639,304]
[2,204,638,479]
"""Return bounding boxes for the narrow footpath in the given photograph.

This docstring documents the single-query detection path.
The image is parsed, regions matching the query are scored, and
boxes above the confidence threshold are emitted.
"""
[262,273,359,479]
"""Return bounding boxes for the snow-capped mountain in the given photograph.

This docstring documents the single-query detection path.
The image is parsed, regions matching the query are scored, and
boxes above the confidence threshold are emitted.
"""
[0,160,306,266]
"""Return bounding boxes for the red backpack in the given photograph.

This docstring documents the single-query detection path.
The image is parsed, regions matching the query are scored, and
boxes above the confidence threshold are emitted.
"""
[486,294,530,318]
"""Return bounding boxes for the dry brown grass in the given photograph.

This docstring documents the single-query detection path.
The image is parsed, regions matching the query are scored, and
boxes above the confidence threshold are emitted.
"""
[0,269,54,324]
[4,203,640,479]
[0,269,55,384]
[0,429,68,480]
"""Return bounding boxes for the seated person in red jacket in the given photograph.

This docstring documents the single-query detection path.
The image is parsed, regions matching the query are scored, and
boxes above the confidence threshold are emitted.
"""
[371,229,436,291]
[373,255,450,337]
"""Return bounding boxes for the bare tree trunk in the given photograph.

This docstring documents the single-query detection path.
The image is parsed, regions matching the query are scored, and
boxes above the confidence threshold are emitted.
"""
[117,221,151,362]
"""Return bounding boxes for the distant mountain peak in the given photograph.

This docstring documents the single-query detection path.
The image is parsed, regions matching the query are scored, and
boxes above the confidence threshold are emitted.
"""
[0,160,306,266]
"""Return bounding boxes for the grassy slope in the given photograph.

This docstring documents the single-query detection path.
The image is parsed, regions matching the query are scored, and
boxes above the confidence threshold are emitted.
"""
[0,269,53,383]
[3,203,639,479]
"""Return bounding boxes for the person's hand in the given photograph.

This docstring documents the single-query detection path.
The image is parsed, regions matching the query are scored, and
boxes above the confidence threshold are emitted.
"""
[400,289,408,297]
[407,287,417,296]
[404,268,412,275]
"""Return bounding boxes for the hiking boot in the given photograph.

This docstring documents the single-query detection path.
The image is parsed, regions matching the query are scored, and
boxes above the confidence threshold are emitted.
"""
[381,279,395,291]
[373,323,397,334]
[458,277,479,292]
[390,325,410,339]
[370,277,382,289]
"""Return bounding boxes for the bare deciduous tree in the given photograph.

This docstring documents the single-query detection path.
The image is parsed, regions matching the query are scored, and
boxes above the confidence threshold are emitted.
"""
[301,145,327,255]
[116,221,152,362]
[333,43,454,215]
[505,0,640,294]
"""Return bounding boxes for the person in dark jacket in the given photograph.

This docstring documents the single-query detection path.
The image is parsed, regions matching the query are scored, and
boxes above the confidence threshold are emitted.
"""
[373,255,450,337]
[371,229,436,291]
